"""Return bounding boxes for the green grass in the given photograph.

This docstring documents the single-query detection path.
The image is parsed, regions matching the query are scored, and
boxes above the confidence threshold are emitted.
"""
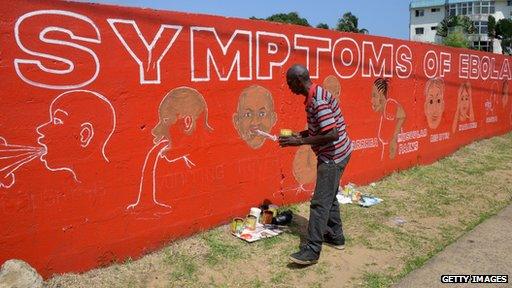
[201,230,245,266]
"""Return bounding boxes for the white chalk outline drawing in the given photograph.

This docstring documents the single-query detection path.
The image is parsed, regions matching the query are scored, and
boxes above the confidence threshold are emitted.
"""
[107,19,182,85]
[294,34,331,79]
[361,42,394,78]
[256,31,291,80]
[36,89,117,182]
[190,27,252,82]
[0,137,44,189]
[127,87,213,218]
[14,10,101,90]
[332,37,361,79]
[485,81,499,117]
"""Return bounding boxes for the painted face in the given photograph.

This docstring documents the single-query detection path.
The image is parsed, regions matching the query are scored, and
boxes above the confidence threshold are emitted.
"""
[424,83,444,129]
[323,76,341,100]
[371,85,386,113]
[234,86,276,149]
[459,87,471,121]
[36,98,81,171]
[152,102,178,145]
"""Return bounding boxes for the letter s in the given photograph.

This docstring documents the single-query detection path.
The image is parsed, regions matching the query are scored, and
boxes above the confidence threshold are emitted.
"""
[14,10,101,90]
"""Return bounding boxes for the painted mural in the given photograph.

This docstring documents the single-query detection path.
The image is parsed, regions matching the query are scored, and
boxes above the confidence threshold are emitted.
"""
[1,0,511,278]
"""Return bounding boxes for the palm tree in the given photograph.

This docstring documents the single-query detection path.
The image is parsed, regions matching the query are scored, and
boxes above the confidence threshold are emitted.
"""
[336,12,368,34]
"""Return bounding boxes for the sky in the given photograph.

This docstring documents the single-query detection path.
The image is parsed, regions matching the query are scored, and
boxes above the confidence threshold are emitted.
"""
[82,0,411,40]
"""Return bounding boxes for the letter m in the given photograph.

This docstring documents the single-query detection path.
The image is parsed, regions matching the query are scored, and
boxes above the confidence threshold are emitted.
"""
[191,27,252,82]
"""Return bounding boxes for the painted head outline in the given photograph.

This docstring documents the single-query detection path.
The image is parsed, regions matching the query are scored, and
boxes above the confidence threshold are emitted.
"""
[36,90,116,182]
[233,85,277,149]
[458,82,474,122]
[323,75,341,101]
[371,78,389,113]
[151,87,213,147]
[424,77,445,129]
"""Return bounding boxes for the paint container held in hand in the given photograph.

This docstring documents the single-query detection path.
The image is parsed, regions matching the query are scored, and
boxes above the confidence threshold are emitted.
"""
[280,129,293,137]
[249,207,261,223]
[245,215,257,231]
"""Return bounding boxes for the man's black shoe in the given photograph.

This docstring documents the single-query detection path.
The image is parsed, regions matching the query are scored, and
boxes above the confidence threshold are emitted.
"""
[289,247,319,265]
[324,234,345,250]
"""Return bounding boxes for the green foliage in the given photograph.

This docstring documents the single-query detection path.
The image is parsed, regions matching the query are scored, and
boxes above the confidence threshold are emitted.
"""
[442,28,469,48]
[316,23,329,29]
[436,15,475,39]
[260,12,311,27]
[488,15,496,38]
[336,12,368,34]
[496,18,512,54]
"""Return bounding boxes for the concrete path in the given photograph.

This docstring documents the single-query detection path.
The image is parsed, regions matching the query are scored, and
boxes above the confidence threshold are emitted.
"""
[395,204,512,288]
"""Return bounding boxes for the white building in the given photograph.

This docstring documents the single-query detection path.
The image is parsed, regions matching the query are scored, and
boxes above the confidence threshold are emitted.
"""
[410,0,512,53]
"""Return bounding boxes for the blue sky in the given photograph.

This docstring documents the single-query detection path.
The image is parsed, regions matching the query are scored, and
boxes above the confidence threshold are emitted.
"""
[83,0,411,40]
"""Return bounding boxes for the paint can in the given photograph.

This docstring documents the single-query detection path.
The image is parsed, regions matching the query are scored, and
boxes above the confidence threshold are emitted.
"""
[268,204,278,217]
[262,210,274,225]
[245,215,257,230]
[249,207,261,223]
[230,217,245,234]
[280,129,293,137]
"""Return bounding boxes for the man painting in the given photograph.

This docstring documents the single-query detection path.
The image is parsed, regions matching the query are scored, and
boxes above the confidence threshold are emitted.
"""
[279,64,352,265]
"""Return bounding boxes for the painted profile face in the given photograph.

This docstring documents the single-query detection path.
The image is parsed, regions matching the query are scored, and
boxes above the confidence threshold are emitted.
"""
[36,91,114,174]
[502,81,509,108]
[152,87,209,146]
[424,80,445,129]
[371,85,386,113]
[323,75,341,100]
[459,86,471,121]
[233,85,277,149]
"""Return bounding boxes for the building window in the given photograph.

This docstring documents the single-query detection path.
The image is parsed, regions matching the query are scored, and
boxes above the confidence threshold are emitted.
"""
[415,9,424,17]
[473,41,492,52]
[449,4,457,16]
[508,0,512,6]
[473,21,489,35]
[415,27,425,35]
[431,8,441,13]
[431,26,437,30]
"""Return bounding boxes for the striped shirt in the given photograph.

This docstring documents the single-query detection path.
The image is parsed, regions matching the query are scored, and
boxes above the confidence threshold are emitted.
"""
[305,84,352,164]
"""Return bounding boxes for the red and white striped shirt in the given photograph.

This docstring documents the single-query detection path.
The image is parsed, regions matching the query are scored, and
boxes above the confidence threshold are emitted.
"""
[305,84,352,164]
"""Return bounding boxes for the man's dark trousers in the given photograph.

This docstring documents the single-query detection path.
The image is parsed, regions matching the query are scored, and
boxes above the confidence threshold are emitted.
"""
[306,154,351,254]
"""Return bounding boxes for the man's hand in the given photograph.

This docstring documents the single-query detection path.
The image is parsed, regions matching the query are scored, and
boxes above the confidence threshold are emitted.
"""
[279,135,303,147]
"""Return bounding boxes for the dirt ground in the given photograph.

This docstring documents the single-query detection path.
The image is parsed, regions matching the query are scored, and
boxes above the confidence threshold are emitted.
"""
[45,133,512,288]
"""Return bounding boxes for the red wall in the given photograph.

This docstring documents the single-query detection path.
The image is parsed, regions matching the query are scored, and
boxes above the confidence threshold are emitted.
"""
[1,0,511,277]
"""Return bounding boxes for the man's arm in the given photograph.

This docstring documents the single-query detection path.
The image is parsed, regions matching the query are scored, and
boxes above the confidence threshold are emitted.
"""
[280,127,339,147]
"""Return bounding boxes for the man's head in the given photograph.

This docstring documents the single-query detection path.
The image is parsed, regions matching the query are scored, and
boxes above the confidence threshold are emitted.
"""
[152,87,212,146]
[371,78,389,113]
[323,75,341,100]
[286,64,311,96]
[36,90,116,174]
[424,78,445,129]
[233,85,277,149]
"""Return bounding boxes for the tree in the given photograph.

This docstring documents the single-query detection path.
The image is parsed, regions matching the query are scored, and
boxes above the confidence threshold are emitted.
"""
[436,15,475,37]
[336,12,368,34]
[495,18,512,54]
[257,12,310,27]
[442,27,469,48]
[316,23,329,29]
[488,15,497,39]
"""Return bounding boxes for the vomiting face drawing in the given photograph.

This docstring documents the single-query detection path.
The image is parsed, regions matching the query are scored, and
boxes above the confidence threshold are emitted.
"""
[36,90,116,181]
[151,87,213,147]
[233,85,277,149]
